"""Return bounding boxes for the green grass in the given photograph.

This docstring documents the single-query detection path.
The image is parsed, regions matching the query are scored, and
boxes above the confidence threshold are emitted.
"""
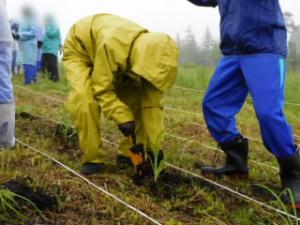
[4,67,300,224]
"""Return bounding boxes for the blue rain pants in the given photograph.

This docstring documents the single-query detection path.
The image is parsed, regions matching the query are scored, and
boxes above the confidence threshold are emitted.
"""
[23,64,37,85]
[203,54,296,159]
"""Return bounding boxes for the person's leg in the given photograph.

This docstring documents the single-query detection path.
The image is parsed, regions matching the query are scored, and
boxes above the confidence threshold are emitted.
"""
[28,65,38,83]
[45,54,53,80]
[203,57,248,143]
[0,41,15,148]
[23,64,31,85]
[201,57,250,176]
[116,77,141,162]
[241,54,300,207]
[241,55,296,158]
[66,73,104,164]
[41,53,47,74]
[140,81,164,149]
[11,50,17,74]
[140,80,165,170]
[63,55,105,173]
[48,54,59,82]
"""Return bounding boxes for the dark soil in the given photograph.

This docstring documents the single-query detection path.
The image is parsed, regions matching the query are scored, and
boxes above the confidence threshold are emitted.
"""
[1,177,58,210]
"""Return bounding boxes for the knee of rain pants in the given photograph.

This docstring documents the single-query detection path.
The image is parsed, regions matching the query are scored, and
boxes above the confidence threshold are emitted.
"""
[240,54,296,158]
[0,102,15,148]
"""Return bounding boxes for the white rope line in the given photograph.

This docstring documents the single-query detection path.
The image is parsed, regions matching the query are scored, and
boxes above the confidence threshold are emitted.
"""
[165,133,279,172]
[15,85,300,140]
[165,163,300,222]
[15,138,162,225]
[15,85,65,104]
[166,107,300,140]
[17,111,299,221]
[173,86,300,107]
[173,86,207,93]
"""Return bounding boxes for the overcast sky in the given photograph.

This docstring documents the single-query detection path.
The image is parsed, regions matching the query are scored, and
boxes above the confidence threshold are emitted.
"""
[6,0,300,42]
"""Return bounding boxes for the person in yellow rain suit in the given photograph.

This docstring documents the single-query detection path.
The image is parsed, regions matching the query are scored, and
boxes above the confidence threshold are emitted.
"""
[62,14,179,175]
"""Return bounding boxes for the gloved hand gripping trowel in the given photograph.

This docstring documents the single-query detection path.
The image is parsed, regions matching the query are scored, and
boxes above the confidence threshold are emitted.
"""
[118,121,147,178]
[128,133,147,178]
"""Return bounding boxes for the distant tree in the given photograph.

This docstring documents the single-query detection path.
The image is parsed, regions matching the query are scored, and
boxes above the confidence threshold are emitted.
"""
[284,12,296,33]
[180,26,201,65]
[199,26,220,67]
[285,12,300,71]
[202,26,215,50]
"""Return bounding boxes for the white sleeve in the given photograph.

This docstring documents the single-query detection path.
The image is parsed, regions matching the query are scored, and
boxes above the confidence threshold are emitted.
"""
[0,0,13,42]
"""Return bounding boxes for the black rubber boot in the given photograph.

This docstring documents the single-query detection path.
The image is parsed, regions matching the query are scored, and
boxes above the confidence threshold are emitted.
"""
[80,163,104,175]
[277,148,300,209]
[201,136,249,177]
[116,155,133,167]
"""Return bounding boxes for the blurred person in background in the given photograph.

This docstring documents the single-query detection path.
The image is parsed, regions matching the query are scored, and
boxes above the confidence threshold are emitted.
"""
[16,5,39,85]
[0,0,15,148]
[10,19,19,75]
[42,14,61,82]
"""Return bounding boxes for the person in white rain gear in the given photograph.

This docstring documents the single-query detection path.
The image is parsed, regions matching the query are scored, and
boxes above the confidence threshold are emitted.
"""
[0,0,15,148]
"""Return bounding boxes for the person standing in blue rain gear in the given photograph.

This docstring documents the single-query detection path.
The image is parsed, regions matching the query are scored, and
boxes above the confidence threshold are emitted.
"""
[0,0,15,148]
[41,14,61,82]
[187,0,300,208]
[17,6,38,85]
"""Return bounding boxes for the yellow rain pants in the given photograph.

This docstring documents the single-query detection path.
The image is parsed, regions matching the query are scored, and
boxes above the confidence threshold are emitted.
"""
[62,14,179,164]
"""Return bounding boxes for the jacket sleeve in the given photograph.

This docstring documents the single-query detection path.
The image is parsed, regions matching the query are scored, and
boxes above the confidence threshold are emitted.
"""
[187,0,218,7]
[19,26,36,41]
[91,43,134,124]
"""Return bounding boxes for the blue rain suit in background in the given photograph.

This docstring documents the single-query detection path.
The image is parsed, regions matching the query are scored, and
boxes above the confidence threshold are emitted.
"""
[188,0,296,158]
[0,0,15,148]
[19,18,38,84]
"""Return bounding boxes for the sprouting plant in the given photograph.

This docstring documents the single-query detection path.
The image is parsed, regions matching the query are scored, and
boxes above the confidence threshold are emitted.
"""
[0,189,44,224]
[147,132,167,182]
[57,107,75,139]
[253,183,299,225]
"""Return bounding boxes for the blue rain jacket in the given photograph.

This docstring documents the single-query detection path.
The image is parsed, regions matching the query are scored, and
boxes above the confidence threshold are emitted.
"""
[18,18,38,65]
[187,0,288,57]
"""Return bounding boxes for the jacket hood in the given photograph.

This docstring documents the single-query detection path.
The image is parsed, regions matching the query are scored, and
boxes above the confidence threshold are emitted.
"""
[130,33,179,92]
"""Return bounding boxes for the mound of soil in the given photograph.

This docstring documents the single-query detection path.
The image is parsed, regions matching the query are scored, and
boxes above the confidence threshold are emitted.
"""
[1,178,57,210]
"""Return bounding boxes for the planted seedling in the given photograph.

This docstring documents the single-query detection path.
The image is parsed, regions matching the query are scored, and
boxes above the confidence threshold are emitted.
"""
[253,183,299,225]
[0,188,44,224]
[147,132,167,183]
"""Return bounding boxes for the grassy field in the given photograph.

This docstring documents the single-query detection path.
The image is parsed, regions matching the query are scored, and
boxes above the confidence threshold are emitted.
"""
[1,66,300,225]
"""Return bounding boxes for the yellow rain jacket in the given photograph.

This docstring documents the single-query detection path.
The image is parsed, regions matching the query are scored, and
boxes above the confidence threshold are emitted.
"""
[63,14,179,164]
